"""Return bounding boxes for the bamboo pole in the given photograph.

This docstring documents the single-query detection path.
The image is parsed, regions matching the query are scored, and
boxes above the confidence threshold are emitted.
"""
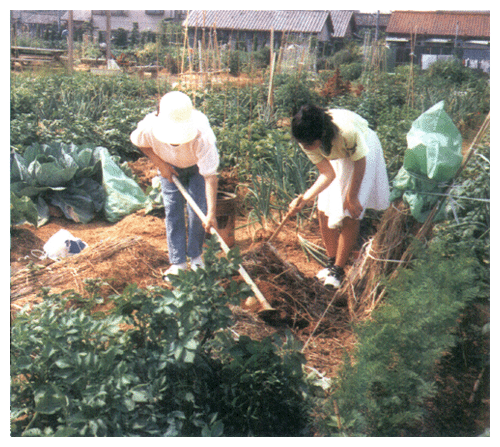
[67,11,74,73]
[181,11,190,74]
[267,52,276,110]
[105,11,111,64]
[406,27,417,110]
[213,22,221,72]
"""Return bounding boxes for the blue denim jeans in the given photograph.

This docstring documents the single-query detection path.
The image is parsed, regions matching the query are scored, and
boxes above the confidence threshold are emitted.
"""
[159,165,207,265]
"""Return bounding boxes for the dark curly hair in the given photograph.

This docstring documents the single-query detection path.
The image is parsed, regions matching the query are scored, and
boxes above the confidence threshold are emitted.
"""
[291,104,338,155]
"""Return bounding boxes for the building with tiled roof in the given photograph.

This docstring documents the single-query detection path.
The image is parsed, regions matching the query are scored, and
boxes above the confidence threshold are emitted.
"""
[329,11,356,39]
[385,10,489,71]
[386,10,489,39]
[11,10,67,37]
[183,10,353,51]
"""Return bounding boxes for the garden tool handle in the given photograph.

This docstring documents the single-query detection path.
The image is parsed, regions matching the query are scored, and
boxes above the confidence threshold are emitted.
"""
[268,194,304,244]
[171,176,274,312]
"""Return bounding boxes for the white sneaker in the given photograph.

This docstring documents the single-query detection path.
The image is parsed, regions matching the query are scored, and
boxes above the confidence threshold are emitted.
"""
[163,263,188,278]
[316,267,330,282]
[323,265,345,289]
[316,257,336,283]
[190,255,204,271]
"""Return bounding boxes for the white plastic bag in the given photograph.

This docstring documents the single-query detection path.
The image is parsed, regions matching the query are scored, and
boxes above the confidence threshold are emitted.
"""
[43,229,88,261]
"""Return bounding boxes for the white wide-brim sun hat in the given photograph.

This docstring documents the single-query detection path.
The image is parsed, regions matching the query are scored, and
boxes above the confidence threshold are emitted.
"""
[152,91,198,145]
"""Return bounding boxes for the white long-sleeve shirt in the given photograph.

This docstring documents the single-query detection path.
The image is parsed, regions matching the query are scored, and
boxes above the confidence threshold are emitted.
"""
[130,110,219,177]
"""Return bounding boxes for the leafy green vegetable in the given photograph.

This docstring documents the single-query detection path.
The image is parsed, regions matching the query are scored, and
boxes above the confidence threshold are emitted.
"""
[10,143,148,226]
[10,143,106,225]
[10,191,38,227]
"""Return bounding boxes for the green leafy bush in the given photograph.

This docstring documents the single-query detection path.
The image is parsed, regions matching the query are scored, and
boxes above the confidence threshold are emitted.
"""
[10,72,159,158]
[215,332,310,436]
[11,238,312,437]
[273,72,324,117]
[320,242,480,436]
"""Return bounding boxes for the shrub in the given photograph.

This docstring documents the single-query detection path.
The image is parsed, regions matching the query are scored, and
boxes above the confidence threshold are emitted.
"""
[229,50,246,76]
[331,46,362,67]
[11,237,312,437]
[340,62,363,81]
[273,72,324,117]
[319,242,480,436]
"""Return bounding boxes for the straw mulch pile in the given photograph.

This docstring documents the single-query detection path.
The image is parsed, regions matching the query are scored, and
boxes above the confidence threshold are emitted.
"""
[240,242,357,375]
[10,235,170,317]
[336,199,421,320]
[242,242,350,332]
[234,198,423,373]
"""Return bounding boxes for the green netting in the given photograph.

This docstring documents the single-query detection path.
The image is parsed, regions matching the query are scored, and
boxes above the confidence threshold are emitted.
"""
[390,101,463,223]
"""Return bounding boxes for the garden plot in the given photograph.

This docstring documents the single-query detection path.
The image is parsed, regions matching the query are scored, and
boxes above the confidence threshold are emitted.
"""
[10,158,360,376]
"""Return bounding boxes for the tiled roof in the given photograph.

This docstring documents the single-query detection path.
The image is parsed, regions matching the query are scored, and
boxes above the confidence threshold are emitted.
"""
[329,10,355,37]
[386,11,490,38]
[184,10,331,34]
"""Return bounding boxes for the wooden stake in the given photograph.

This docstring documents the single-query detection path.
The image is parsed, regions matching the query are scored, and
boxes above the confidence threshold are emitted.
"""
[181,10,190,75]
[267,52,276,110]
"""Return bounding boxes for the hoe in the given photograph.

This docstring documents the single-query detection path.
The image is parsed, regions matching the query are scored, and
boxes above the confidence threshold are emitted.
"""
[172,176,278,319]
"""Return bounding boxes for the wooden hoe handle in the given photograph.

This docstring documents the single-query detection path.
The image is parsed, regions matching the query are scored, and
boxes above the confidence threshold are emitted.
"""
[172,176,274,312]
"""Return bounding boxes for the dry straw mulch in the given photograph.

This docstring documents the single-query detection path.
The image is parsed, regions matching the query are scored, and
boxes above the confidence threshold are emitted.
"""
[10,236,170,314]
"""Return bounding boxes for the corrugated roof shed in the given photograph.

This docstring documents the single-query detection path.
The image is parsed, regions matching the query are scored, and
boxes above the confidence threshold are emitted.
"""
[18,10,65,25]
[386,11,490,38]
[184,10,331,33]
[329,10,355,37]
[62,10,92,22]
[355,12,391,28]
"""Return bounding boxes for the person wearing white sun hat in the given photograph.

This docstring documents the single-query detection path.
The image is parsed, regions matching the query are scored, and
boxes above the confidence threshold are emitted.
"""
[131,91,219,278]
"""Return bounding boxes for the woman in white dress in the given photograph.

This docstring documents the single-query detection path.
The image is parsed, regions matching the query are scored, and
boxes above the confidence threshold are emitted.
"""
[289,104,390,288]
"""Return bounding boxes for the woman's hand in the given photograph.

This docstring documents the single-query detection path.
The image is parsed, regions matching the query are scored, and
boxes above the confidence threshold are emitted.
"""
[288,195,305,216]
[344,195,363,219]
[203,210,218,232]
[344,156,366,219]
[159,162,179,183]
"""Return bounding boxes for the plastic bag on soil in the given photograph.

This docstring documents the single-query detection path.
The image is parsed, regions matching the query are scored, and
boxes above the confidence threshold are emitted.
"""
[98,147,147,222]
[43,229,88,261]
[390,101,463,222]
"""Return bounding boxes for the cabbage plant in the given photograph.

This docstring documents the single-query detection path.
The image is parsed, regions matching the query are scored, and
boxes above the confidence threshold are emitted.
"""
[10,142,106,226]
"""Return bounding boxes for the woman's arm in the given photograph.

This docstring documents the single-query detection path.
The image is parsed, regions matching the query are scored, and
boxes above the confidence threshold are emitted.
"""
[289,159,335,213]
[136,146,179,182]
[203,174,219,231]
[344,156,366,219]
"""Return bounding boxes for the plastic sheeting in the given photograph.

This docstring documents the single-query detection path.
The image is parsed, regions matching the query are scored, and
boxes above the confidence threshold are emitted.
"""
[390,101,463,222]
[98,147,147,223]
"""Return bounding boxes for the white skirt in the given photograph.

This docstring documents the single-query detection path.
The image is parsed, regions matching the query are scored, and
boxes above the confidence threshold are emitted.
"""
[317,128,390,228]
